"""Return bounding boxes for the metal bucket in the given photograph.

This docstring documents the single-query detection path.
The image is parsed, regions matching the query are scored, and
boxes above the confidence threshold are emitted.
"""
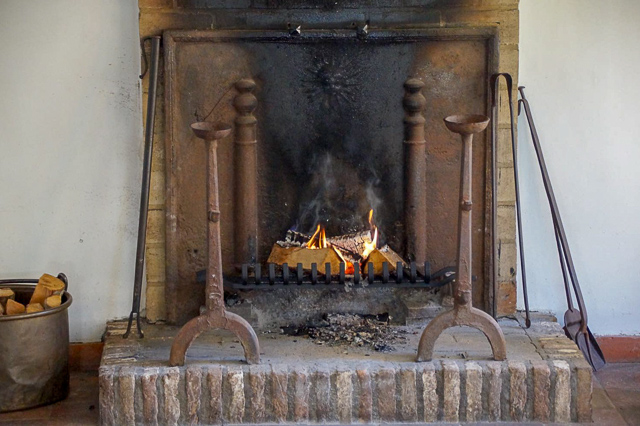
[0,275,72,412]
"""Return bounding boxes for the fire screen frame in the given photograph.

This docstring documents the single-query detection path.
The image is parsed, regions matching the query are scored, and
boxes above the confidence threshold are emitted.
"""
[164,27,500,325]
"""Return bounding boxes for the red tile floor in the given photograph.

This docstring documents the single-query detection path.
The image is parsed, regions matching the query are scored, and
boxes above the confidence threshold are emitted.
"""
[0,364,638,425]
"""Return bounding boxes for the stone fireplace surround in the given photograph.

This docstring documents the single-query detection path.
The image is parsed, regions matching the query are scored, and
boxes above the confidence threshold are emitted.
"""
[140,0,521,325]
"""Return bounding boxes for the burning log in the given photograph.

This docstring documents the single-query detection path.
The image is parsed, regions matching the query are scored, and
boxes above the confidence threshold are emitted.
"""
[30,273,65,305]
[6,299,26,315]
[267,245,344,272]
[276,229,311,248]
[364,245,406,274]
[327,231,372,259]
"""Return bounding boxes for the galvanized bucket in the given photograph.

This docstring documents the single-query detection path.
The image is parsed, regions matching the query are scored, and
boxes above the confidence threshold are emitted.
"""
[0,274,72,412]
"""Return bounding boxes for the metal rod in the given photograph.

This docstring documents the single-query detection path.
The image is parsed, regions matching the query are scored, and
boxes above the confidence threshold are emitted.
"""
[402,79,428,266]
[124,36,161,339]
[233,79,259,266]
[491,73,530,327]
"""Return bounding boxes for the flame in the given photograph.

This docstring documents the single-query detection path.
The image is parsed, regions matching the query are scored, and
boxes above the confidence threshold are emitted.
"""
[306,224,328,249]
[361,209,378,259]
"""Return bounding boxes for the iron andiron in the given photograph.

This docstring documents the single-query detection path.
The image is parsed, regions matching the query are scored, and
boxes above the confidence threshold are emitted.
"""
[417,114,507,362]
[169,122,260,366]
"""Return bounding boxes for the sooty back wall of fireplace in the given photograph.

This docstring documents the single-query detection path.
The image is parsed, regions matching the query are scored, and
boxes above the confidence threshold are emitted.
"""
[165,28,498,325]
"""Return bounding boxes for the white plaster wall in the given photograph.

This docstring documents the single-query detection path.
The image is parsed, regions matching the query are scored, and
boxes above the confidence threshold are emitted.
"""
[518,0,640,335]
[0,0,142,341]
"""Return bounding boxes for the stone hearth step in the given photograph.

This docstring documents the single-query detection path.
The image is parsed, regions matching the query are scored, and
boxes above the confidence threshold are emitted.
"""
[99,315,592,424]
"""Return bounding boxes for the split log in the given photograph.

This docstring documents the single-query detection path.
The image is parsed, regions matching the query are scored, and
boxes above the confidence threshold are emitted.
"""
[267,245,344,272]
[0,288,15,309]
[364,245,407,275]
[276,230,311,248]
[30,273,65,305]
[327,231,372,257]
[6,299,26,315]
[44,295,62,309]
[26,303,44,313]
[0,303,3,315]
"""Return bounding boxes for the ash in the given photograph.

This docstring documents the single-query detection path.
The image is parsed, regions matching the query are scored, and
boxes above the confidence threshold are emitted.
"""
[281,313,407,352]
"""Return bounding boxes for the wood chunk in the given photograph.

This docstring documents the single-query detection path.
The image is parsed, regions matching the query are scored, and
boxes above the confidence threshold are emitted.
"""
[276,230,312,248]
[0,288,15,308]
[44,294,62,309]
[327,231,372,257]
[26,303,44,313]
[364,245,407,275]
[30,273,65,305]
[6,299,26,315]
[267,245,343,273]
[0,303,4,315]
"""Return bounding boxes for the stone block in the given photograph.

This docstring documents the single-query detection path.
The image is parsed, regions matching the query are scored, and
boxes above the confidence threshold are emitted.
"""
[532,361,551,422]
[139,0,174,9]
[118,367,136,425]
[139,11,214,38]
[508,361,527,421]
[497,127,515,167]
[270,366,289,422]
[226,368,245,423]
[293,368,310,422]
[145,280,166,323]
[497,166,516,205]
[205,366,223,424]
[465,362,482,422]
[575,360,592,423]
[496,281,517,317]
[497,205,516,242]
[498,239,517,280]
[375,368,397,422]
[336,370,353,424]
[247,366,267,423]
[99,367,116,426]
[356,369,372,423]
[313,369,331,423]
[486,361,503,421]
[553,360,571,423]
[399,367,418,422]
[420,363,439,423]
[442,361,460,422]
[185,367,202,425]
[149,170,165,210]
[162,367,181,426]
[141,368,159,426]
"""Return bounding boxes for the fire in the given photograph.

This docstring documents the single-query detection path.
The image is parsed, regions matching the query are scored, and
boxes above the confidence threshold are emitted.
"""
[306,224,328,249]
[361,209,378,259]
[303,209,377,275]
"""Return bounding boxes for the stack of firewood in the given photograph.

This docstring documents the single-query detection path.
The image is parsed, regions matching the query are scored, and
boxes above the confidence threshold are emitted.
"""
[267,228,406,275]
[0,274,65,316]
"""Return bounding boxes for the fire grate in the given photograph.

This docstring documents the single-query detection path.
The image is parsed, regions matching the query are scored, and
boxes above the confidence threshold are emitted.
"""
[196,262,455,289]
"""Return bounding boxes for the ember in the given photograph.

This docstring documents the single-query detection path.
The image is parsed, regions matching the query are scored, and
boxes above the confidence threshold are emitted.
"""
[280,313,407,352]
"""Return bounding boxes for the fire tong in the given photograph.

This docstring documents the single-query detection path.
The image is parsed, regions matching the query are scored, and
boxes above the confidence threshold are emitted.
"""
[169,122,260,366]
[417,115,507,362]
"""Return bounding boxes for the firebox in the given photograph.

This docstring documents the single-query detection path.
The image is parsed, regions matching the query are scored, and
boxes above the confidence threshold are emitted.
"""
[164,27,499,326]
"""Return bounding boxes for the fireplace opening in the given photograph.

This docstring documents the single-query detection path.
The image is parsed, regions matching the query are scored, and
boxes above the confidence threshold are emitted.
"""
[164,28,498,326]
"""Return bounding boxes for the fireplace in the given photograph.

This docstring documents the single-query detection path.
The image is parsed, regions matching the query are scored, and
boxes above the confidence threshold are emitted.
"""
[162,27,499,327]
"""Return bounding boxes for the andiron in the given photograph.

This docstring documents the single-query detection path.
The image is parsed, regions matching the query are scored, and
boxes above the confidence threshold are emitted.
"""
[417,114,506,362]
[169,122,260,366]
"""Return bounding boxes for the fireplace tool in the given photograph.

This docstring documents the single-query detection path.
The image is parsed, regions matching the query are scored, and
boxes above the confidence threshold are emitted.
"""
[490,73,531,327]
[169,122,260,366]
[124,36,161,339]
[518,87,605,370]
[417,115,507,362]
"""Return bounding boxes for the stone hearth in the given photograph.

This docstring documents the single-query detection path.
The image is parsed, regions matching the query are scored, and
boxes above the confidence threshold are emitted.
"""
[99,314,592,424]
